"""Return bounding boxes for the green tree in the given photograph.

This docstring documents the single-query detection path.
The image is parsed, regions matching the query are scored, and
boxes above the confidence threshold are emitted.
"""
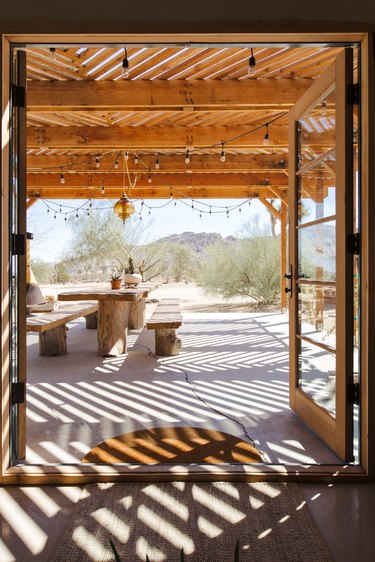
[64,209,167,282]
[196,221,280,305]
[52,262,70,284]
[30,258,54,284]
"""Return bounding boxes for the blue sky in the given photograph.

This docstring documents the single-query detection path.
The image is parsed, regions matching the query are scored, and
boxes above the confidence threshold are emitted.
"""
[27,197,273,263]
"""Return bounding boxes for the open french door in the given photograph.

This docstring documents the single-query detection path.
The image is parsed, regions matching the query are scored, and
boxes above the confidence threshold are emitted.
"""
[288,48,356,462]
[9,47,27,463]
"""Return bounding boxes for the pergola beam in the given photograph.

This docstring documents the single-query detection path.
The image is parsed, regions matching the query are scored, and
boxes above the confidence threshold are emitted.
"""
[27,79,314,112]
[27,172,289,188]
[26,187,284,200]
[27,153,288,173]
[27,124,332,150]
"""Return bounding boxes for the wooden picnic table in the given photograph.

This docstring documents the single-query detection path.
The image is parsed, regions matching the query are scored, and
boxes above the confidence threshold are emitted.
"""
[58,287,151,357]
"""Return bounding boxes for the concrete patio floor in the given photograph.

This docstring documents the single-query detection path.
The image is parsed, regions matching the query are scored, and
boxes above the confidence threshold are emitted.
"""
[25,290,340,465]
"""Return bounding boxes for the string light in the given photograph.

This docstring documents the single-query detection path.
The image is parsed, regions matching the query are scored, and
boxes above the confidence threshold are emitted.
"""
[321,98,327,116]
[60,170,65,184]
[155,155,160,169]
[114,157,119,169]
[64,214,67,221]
[263,123,270,146]
[220,142,226,163]
[148,171,152,183]
[121,48,130,78]
[125,151,128,160]
[95,157,100,168]
[248,48,256,76]
[134,153,139,164]
[185,149,190,164]
[49,48,57,60]
[101,184,105,195]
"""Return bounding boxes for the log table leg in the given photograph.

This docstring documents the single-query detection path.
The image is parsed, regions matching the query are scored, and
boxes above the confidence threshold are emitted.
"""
[85,311,98,329]
[155,329,181,356]
[97,300,129,357]
[128,299,146,330]
[39,325,67,356]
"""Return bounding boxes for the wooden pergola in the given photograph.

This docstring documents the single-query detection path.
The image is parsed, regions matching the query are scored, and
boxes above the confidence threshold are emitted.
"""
[25,44,342,306]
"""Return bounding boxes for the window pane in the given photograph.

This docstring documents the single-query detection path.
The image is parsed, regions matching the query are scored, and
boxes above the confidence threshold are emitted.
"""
[298,284,336,348]
[299,339,336,416]
[298,220,336,282]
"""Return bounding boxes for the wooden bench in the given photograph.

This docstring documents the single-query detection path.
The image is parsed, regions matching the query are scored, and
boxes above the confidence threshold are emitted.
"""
[26,303,98,356]
[146,298,183,356]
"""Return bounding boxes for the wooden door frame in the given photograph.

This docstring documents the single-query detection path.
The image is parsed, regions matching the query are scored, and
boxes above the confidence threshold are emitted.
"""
[1,31,373,485]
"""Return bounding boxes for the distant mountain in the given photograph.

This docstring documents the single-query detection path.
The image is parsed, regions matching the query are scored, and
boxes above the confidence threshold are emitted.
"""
[155,231,237,253]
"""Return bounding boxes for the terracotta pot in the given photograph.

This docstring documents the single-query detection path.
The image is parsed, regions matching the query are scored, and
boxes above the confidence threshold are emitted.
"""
[110,279,121,290]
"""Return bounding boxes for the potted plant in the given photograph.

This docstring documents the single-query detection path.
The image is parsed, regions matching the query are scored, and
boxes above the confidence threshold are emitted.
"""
[110,272,122,290]
[123,257,142,285]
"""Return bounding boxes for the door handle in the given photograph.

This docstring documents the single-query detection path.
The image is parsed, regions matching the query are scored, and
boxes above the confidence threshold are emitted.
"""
[284,265,292,298]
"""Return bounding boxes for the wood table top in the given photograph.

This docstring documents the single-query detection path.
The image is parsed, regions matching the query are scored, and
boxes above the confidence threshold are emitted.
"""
[58,287,150,302]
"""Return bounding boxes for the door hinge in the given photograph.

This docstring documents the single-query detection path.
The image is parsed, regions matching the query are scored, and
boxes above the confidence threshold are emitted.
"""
[347,83,360,106]
[11,234,26,256]
[347,382,359,405]
[11,382,25,405]
[347,232,360,255]
[11,84,26,108]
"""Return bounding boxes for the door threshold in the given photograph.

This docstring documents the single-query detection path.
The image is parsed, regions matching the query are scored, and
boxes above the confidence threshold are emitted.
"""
[3,462,367,485]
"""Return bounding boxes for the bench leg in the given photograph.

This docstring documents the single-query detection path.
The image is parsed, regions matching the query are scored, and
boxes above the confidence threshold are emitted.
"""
[128,299,146,330]
[155,329,181,356]
[39,325,67,356]
[85,311,98,329]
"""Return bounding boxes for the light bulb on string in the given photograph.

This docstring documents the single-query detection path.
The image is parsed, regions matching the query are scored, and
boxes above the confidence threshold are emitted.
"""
[209,207,212,214]
[65,214,67,221]
[170,190,173,198]
[47,208,50,213]
[54,213,57,219]
[148,171,152,183]
[199,212,202,218]
[95,157,100,168]
[263,124,270,146]
[134,153,139,165]
[155,155,160,169]
[87,210,90,216]
[248,48,256,76]
[60,170,65,184]
[101,185,105,195]
[148,209,151,215]
[174,199,177,206]
[59,205,62,213]
[185,149,190,164]
[125,151,128,161]
[114,157,119,169]
[121,48,130,78]
[49,48,57,60]
[321,98,327,116]
[75,211,79,218]
[220,142,226,163]
[89,199,92,208]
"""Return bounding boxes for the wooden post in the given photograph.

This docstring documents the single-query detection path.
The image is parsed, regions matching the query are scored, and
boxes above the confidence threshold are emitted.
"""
[155,329,181,356]
[281,202,287,309]
[39,326,67,356]
[97,300,129,356]
[85,311,98,329]
[128,299,146,330]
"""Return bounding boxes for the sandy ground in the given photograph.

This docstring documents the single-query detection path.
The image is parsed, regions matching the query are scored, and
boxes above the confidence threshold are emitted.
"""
[40,280,279,313]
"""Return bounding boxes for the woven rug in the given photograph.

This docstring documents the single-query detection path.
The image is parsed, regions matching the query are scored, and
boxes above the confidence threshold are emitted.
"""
[81,426,263,464]
[51,482,332,562]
